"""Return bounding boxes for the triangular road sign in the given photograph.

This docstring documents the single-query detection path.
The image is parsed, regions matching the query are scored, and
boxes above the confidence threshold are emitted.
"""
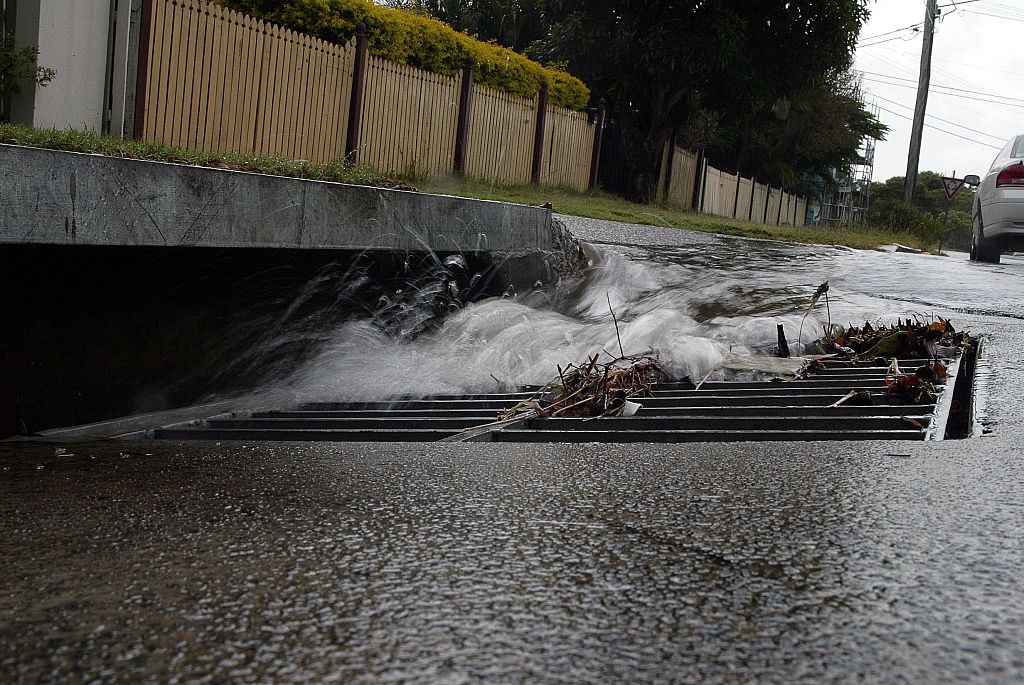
[941,176,965,200]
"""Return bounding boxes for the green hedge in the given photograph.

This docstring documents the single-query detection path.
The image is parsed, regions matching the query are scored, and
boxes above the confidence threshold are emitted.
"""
[215,0,589,110]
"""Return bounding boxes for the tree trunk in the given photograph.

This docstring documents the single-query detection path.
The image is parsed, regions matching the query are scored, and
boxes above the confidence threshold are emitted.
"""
[619,110,674,201]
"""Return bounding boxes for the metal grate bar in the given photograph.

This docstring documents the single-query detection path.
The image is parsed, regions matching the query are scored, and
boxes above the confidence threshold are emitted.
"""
[148,356,959,443]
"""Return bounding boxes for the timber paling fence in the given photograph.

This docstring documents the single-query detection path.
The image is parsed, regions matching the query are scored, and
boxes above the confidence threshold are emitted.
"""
[659,146,807,226]
[135,0,804,221]
[136,0,595,189]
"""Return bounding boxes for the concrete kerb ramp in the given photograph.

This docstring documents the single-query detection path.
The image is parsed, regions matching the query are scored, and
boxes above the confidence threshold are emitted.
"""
[0,144,553,253]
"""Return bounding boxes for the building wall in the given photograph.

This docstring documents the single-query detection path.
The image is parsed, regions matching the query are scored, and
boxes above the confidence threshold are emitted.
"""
[9,0,111,130]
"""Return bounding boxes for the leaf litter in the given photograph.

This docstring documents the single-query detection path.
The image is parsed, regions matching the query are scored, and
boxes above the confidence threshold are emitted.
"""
[792,275,973,409]
[472,282,974,434]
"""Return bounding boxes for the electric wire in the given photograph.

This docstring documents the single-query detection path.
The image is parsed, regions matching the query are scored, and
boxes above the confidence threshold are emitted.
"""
[868,93,1005,141]
[862,45,1024,127]
[859,70,1024,105]
[873,104,1001,148]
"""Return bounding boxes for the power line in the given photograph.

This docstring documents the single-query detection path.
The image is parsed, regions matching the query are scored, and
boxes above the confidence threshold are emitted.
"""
[859,70,1024,105]
[862,76,1024,108]
[859,0,1024,52]
[983,0,1024,15]
[869,93,1005,141]
[861,23,924,42]
[862,46,1024,127]
[962,10,1024,22]
[936,0,986,7]
[874,104,1001,148]
[877,45,1024,76]
[968,0,1024,18]
[859,34,922,49]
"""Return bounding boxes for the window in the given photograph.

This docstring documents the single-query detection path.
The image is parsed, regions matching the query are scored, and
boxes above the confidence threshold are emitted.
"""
[1012,136,1024,159]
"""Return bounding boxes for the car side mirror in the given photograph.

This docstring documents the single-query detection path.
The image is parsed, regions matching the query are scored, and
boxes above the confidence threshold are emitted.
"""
[964,174,981,186]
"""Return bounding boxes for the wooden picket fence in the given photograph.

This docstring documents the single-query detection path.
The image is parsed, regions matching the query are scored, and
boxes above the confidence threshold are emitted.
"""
[138,0,595,189]
[465,86,536,185]
[141,0,355,162]
[136,0,806,220]
[357,56,459,177]
[660,144,807,226]
[540,106,593,189]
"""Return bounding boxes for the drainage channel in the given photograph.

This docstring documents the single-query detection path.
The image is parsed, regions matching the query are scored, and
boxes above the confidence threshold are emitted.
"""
[149,354,971,443]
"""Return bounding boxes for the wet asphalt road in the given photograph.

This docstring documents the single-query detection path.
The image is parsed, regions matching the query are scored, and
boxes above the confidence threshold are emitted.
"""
[4,218,1024,682]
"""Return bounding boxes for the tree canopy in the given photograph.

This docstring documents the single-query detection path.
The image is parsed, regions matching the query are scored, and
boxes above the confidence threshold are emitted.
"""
[709,69,888,194]
[382,0,549,52]
[215,0,588,108]
[524,0,883,197]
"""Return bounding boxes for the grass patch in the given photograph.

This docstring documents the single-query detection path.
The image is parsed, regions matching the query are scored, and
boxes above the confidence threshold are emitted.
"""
[417,176,918,251]
[0,122,392,188]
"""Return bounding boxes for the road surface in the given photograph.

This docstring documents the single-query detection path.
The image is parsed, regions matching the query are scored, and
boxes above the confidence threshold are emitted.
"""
[3,218,1023,682]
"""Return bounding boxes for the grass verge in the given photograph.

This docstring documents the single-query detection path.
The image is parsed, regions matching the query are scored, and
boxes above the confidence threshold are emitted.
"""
[417,176,918,251]
[1,123,917,250]
[0,122,392,188]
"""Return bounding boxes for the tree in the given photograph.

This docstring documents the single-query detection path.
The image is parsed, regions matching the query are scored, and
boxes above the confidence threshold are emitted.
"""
[528,0,876,199]
[381,0,550,53]
[710,69,887,194]
[867,172,975,250]
[0,30,55,119]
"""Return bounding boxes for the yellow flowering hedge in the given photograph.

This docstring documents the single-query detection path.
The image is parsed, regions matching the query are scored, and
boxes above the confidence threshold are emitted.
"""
[216,0,590,110]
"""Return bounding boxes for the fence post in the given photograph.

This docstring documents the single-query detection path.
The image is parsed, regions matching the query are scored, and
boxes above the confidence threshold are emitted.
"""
[763,187,771,224]
[345,22,368,162]
[453,57,475,175]
[748,178,755,221]
[531,80,548,184]
[660,133,676,200]
[691,148,704,211]
[131,0,154,140]
[732,172,741,219]
[588,98,605,189]
[698,156,709,213]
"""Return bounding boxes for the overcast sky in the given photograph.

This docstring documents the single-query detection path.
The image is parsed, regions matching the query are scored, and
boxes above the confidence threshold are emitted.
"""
[854,0,1024,184]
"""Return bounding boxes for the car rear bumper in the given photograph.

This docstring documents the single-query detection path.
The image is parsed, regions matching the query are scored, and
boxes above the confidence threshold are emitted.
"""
[982,192,1024,242]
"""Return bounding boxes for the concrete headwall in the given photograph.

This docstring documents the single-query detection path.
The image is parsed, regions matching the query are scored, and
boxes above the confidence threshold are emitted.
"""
[0,144,553,253]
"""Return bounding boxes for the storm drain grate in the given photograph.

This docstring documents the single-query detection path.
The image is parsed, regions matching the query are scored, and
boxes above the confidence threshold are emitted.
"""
[150,354,970,443]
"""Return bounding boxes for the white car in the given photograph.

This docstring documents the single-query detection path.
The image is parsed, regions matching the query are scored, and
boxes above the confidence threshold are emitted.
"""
[969,134,1024,263]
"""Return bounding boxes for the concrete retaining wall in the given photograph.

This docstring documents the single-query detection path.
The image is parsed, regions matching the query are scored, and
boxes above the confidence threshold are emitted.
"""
[0,144,553,253]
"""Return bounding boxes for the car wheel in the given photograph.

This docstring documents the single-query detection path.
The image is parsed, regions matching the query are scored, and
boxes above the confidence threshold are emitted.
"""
[973,210,1001,264]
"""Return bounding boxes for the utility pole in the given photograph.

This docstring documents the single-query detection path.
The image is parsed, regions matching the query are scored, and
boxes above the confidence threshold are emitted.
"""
[905,0,938,204]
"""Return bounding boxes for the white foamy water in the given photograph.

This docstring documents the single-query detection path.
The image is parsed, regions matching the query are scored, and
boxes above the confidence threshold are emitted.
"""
[261,240,910,404]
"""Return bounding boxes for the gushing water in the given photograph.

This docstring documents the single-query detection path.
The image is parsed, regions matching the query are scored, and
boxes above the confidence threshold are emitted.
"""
[256,239,905,405]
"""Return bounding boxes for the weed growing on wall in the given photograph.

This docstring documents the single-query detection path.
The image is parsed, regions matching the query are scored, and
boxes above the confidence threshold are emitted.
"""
[0,30,55,118]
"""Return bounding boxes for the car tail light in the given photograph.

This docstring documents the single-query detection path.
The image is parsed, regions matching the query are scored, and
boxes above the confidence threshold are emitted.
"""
[996,163,1024,187]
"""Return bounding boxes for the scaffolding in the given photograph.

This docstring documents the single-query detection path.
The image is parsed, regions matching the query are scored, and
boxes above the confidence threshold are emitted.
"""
[806,91,880,227]
[812,134,876,227]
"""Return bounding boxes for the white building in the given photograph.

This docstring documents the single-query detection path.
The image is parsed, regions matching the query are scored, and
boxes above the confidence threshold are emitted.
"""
[2,0,141,137]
